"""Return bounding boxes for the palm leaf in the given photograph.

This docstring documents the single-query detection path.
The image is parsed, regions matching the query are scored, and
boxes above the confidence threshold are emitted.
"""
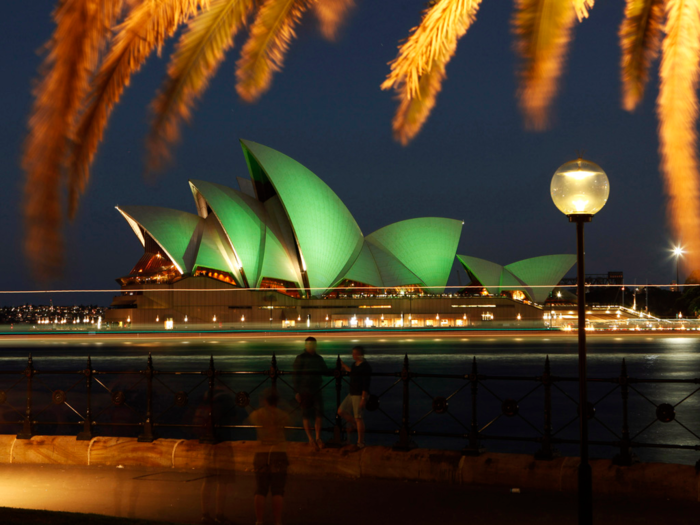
[69,0,208,217]
[235,0,313,103]
[148,0,254,172]
[22,0,122,279]
[620,0,665,111]
[512,0,578,130]
[392,62,445,146]
[573,0,594,21]
[657,0,700,269]
[382,0,481,99]
[314,0,355,41]
[382,0,481,144]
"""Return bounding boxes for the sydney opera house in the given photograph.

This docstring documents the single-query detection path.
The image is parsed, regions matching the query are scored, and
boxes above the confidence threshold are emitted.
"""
[106,140,575,329]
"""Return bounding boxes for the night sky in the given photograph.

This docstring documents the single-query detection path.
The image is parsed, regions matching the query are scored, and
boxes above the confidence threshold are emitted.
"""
[0,1,681,305]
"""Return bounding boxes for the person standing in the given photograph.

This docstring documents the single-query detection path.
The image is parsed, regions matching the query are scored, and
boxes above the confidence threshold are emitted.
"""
[338,345,372,450]
[248,388,290,525]
[292,336,329,449]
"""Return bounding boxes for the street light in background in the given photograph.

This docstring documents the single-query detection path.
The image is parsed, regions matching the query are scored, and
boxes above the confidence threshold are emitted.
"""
[551,157,610,525]
[672,245,685,291]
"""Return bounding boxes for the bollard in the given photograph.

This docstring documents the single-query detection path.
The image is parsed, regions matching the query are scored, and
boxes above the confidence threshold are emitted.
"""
[138,353,156,442]
[393,354,414,451]
[613,358,638,466]
[463,357,484,456]
[77,356,94,441]
[199,355,217,444]
[17,355,35,439]
[535,356,558,460]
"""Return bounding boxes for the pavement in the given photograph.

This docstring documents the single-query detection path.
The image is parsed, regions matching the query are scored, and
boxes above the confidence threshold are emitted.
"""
[0,463,697,525]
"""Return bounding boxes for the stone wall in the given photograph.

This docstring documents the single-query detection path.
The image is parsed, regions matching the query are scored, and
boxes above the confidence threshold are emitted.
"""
[0,435,698,501]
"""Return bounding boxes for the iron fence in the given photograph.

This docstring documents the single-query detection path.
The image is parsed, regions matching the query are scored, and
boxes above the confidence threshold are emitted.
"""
[0,354,699,467]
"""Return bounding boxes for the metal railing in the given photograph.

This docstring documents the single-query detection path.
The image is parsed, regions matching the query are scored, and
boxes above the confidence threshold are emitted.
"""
[0,354,699,467]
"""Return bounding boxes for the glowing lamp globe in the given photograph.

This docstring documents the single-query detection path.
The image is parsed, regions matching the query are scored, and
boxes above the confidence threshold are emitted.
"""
[550,159,609,216]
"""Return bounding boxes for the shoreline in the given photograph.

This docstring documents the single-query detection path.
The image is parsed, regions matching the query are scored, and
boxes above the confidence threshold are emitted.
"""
[0,328,699,343]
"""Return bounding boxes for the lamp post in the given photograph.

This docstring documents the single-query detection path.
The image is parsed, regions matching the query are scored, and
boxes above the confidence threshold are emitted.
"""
[672,245,685,291]
[551,157,609,525]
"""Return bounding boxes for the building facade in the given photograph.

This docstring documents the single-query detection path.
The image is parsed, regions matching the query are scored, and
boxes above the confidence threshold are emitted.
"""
[106,140,575,329]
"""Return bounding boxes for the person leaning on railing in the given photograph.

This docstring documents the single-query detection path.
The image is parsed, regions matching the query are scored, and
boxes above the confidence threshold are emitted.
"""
[292,336,329,450]
[338,345,372,450]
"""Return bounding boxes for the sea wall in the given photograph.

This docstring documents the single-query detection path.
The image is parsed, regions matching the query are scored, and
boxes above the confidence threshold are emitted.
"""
[0,435,697,501]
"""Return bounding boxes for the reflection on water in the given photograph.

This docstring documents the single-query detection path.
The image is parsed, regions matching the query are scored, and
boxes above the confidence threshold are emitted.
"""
[0,334,699,465]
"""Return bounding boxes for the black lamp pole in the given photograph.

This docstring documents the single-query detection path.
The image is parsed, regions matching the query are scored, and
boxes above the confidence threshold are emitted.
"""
[572,213,593,525]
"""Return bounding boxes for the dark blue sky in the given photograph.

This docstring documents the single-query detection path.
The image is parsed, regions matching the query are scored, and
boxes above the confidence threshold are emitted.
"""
[0,1,681,305]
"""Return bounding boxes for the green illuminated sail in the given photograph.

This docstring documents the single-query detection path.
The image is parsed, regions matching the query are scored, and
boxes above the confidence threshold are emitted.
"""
[367,218,463,293]
[240,140,364,294]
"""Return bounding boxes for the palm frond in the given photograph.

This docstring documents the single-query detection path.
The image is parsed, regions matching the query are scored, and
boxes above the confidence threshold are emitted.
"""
[392,62,445,146]
[148,0,254,172]
[381,0,481,99]
[657,0,700,269]
[573,0,594,21]
[512,0,578,130]
[235,0,312,103]
[69,0,208,216]
[314,0,354,41]
[382,0,481,144]
[619,0,665,111]
[22,0,122,279]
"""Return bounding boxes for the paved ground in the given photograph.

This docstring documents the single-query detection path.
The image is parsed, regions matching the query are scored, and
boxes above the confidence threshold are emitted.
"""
[0,463,697,525]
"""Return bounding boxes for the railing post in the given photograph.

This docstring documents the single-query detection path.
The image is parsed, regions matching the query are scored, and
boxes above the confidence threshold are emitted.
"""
[463,357,484,455]
[269,353,278,390]
[613,358,637,466]
[393,354,413,450]
[327,355,344,447]
[535,356,558,460]
[17,355,34,439]
[200,355,217,444]
[138,353,155,442]
[77,356,94,441]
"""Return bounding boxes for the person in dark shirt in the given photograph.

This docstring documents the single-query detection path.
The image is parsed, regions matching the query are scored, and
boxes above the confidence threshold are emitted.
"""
[292,336,329,449]
[338,345,372,449]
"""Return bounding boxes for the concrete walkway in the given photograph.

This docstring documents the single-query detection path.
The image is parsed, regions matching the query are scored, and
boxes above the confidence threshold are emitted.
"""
[0,463,697,525]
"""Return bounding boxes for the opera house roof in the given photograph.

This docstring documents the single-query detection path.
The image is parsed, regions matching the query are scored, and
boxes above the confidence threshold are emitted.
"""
[116,140,575,301]
[116,140,463,296]
[456,254,576,303]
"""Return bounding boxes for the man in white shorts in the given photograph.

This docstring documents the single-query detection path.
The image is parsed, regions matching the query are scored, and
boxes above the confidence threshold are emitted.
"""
[338,345,372,449]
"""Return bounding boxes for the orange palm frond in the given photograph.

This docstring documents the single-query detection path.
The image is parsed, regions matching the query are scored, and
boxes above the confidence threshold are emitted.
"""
[382,0,481,145]
[657,0,700,270]
[235,0,313,103]
[314,0,355,41]
[392,62,445,146]
[513,0,578,130]
[619,0,665,111]
[148,0,254,172]
[381,0,481,99]
[573,0,594,21]
[22,0,122,279]
[69,0,208,216]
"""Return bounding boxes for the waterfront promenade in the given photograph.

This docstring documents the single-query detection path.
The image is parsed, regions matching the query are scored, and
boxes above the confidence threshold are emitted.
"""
[0,462,698,525]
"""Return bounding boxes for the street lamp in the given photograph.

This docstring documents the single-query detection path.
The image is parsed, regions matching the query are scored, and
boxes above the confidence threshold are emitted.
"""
[551,157,609,525]
[672,245,685,291]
